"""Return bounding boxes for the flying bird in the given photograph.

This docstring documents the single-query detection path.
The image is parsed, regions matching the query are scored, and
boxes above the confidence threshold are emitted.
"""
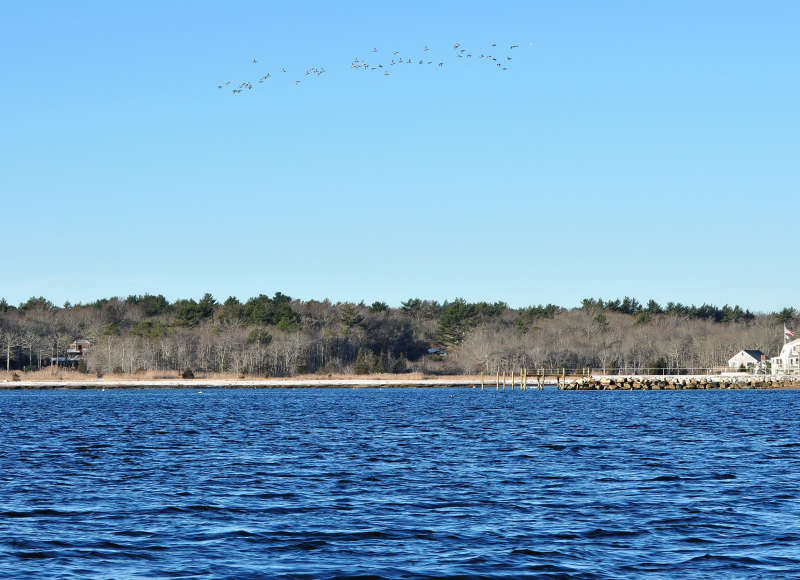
[224,38,530,96]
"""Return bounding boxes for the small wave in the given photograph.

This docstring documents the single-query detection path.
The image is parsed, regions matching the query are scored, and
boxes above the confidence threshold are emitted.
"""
[240,491,297,500]
[681,553,768,566]
[584,528,646,539]
[1,508,87,518]
[511,548,569,558]
[14,551,51,559]
[156,504,249,515]
[278,539,327,551]
[112,530,157,538]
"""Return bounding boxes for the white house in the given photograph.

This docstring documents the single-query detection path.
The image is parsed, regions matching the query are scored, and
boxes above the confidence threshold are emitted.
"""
[771,338,800,375]
[728,349,764,370]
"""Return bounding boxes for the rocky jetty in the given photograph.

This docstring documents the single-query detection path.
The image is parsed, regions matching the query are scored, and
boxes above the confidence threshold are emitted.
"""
[563,376,800,390]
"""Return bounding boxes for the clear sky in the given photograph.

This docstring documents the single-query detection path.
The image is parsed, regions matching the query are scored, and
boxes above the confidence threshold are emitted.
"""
[2,1,798,311]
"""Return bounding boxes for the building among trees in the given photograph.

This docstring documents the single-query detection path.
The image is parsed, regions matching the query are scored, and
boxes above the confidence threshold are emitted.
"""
[727,349,764,370]
[771,338,800,375]
[51,339,90,367]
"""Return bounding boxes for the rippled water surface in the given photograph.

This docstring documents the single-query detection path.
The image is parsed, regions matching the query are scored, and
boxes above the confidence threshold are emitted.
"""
[2,388,800,578]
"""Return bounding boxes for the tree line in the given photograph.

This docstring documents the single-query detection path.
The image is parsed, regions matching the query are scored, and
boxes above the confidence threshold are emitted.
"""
[0,294,795,376]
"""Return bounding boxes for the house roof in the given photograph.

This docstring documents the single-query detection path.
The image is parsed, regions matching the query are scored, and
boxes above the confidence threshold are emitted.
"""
[741,349,763,359]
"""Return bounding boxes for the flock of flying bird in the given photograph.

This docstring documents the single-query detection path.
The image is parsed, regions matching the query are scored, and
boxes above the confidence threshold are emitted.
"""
[218,41,530,94]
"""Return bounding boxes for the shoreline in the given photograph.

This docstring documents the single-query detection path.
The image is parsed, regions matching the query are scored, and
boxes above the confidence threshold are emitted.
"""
[2,374,799,390]
[0,378,489,390]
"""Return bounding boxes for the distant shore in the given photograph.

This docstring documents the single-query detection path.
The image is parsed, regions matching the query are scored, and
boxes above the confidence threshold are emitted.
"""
[1,372,799,390]
[0,378,485,390]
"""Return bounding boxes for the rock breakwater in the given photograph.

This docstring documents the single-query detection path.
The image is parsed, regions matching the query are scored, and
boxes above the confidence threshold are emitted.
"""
[563,376,800,390]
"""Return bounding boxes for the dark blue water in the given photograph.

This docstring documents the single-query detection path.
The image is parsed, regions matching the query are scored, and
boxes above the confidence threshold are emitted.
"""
[2,388,800,578]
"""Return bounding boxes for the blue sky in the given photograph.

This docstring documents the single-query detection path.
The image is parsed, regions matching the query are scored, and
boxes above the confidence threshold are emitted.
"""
[2,1,798,311]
